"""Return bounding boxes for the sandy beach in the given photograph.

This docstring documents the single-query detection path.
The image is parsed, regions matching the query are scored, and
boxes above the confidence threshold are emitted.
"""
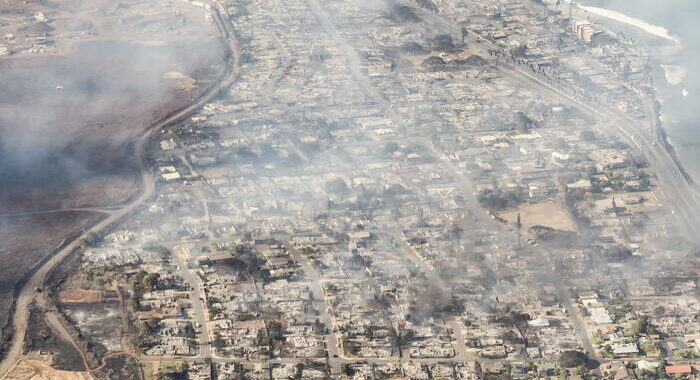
[559,0,680,43]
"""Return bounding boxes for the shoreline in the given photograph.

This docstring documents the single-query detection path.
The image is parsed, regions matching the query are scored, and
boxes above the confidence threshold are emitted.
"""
[558,0,680,43]
[655,110,697,188]
[637,40,697,190]
[554,0,697,189]
[648,60,698,188]
[576,4,679,43]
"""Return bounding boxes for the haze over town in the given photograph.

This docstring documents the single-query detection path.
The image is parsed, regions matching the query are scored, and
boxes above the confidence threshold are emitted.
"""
[0,0,697,380]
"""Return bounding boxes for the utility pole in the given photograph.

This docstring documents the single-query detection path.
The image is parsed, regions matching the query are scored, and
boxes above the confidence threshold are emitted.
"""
[568,1,573,20]
[516,213,522,248]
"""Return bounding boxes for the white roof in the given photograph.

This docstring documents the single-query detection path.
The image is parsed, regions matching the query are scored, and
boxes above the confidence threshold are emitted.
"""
[162,172,181,181]
[637,360,659,371]
[611,343,639,354]
[528,318,550,327]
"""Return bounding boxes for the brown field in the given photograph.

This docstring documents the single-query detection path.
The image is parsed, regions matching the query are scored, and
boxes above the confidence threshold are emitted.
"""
[0,39,220,211]
[0,0,226,212]
[59,290,103,304]
[200,166,237,178]
[499,201,578,233]
[0,212,101,357]
[1,355,93,380]
[0,0,226,363]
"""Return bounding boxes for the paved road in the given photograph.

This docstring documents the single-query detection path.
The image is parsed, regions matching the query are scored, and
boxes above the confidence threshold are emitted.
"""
[549,274,605,377]
[447,318,470,362]
[286,244,343,374]
[171,248,212,360]
[0,2,240,377]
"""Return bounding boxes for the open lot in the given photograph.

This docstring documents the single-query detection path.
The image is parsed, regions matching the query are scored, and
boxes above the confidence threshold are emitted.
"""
[1,355,93,380]
[63,303,123,353]
[500,200,578,233]
[59,290,103,304]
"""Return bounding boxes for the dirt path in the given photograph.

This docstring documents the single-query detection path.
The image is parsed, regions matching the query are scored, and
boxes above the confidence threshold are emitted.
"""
[44,312,91,372]
[286,243,343,373]
[116,286,132,353]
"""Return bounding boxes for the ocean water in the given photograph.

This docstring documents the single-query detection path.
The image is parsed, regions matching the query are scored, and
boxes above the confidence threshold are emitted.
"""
[576,0,700,180]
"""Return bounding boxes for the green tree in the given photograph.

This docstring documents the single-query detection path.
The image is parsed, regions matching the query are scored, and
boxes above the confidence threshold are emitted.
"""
[267,320,285,342]
[559,350,588,368]
[675,349,693,359]
[142,273,161,292]
[627,316,659,336]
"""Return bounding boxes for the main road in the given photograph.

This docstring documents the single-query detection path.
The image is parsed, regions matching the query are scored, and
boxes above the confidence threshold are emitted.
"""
[0,1,241,377]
